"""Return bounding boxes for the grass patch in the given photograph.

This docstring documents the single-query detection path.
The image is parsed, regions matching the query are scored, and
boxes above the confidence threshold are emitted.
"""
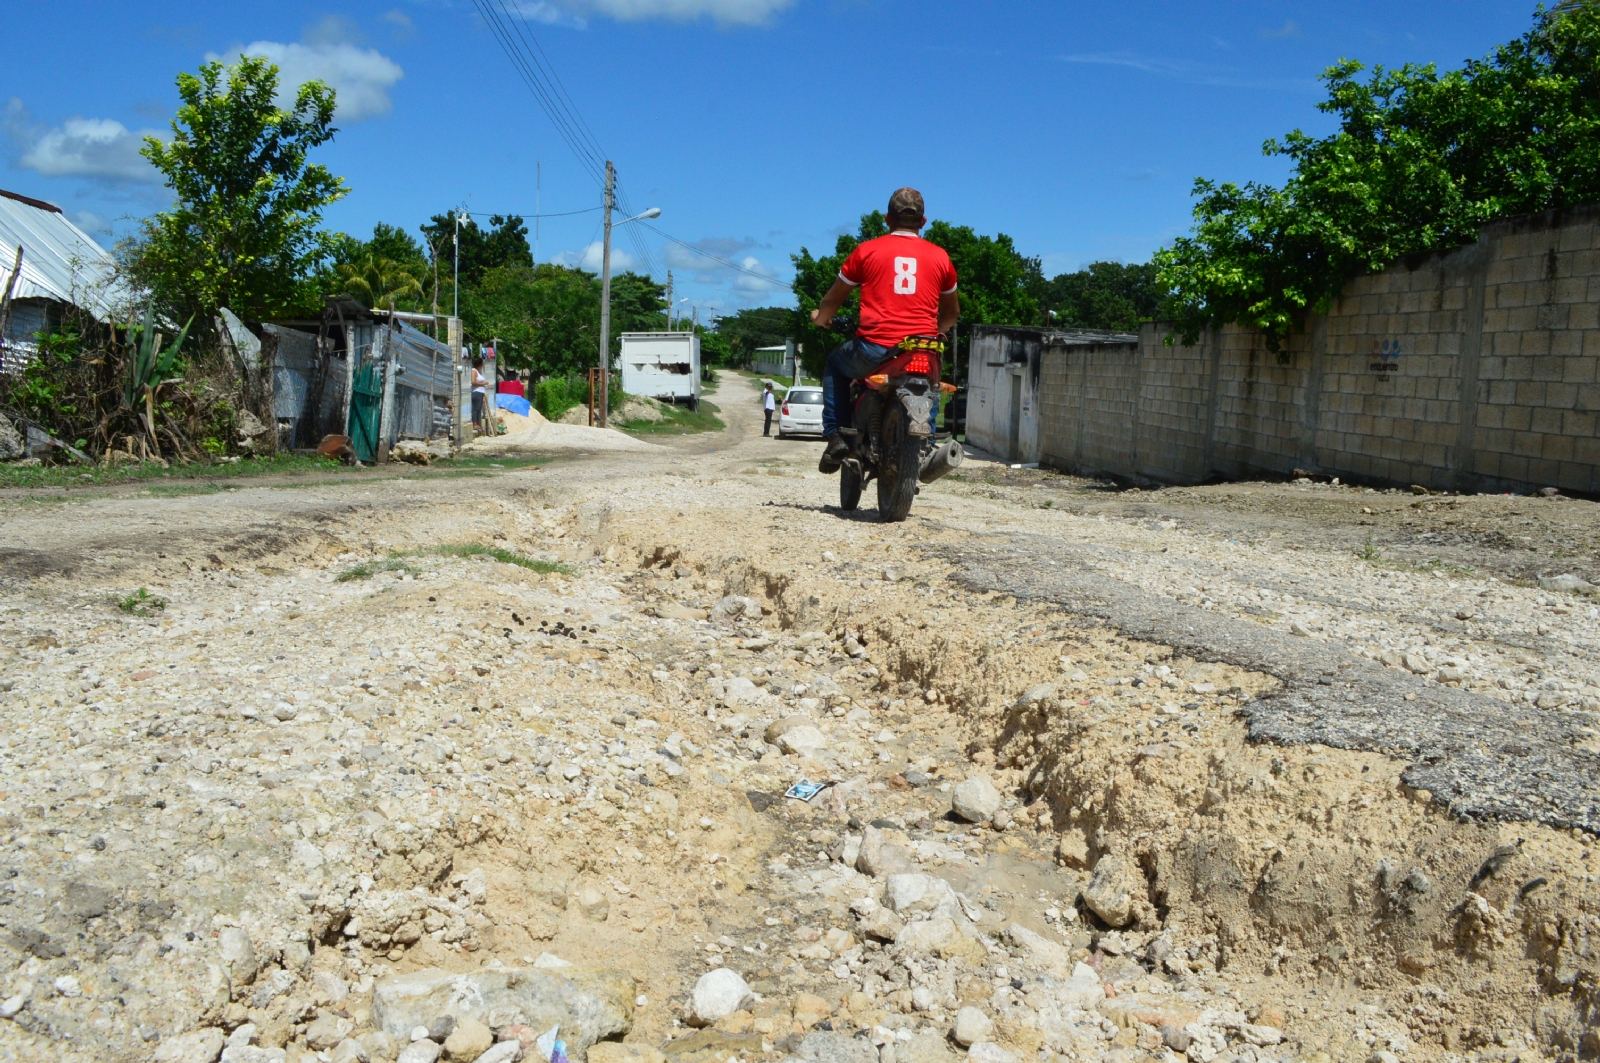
[421,543,571,573]
[116,587,167,615]
[619,398,724,436]
[1354,537,1473,576]
[0,453,346,491]
[335,557,420,582]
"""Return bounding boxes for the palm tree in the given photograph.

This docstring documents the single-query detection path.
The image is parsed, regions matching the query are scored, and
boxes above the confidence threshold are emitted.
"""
[337,255,424,312]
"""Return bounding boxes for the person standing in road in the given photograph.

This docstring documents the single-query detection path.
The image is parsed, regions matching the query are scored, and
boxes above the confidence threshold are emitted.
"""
[763,383,777,437]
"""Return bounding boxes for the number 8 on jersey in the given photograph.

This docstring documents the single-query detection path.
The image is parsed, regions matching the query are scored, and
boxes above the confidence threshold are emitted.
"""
[893,256,918,295]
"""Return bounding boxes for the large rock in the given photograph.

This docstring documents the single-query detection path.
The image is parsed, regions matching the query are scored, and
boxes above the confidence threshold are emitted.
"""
[899,1033,960,1063]
[795,1031,876,1063]
[443,1016,493,1059]
[1002,924,1072,978]
[894,916,982,962]
[371,967,633,1058]
[153,1028,226,1063]
[778,726,827,757]
[0,418,22,462]
[966,1044,1016,1063]
[855,826,911,878]
[219,926,259,985]
[884,874,961,920]
[689,968,751,1026]
[951,1008,994,1048]
[951,777,1001,824]
[765,716,813,745]
[1081,853,1140,928]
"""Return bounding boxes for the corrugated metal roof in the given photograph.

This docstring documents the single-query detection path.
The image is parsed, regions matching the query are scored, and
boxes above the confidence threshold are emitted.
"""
[0,189,124,320]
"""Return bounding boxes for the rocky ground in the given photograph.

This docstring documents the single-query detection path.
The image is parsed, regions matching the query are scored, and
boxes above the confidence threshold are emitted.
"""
[0,374,1597,1063]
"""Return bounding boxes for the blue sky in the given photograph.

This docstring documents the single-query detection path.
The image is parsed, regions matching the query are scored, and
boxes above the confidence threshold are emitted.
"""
[3,1,1535,319]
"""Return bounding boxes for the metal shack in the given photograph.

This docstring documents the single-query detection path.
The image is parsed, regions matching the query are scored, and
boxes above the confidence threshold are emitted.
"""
[966,325,1137,464]
[0,188,126,369]
[620,331,700,409]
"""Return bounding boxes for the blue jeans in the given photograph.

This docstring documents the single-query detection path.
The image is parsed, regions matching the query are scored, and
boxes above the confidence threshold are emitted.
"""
[821,337,893,436]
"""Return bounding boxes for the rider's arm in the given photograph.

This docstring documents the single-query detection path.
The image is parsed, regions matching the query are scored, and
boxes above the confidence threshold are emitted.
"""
[938,290,960,335]
[810,277,855,328]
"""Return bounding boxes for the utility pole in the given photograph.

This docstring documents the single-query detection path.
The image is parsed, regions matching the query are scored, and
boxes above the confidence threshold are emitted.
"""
[598,160,615,428]
[665,271,673,331]
[453,210,462,321]
[535,161,541,265]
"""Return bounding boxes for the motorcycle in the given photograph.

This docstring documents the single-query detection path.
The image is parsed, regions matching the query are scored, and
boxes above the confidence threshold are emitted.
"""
[830,319,965,522]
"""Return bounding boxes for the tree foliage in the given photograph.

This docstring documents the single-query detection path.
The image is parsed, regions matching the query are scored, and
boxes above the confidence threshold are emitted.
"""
[1156,3,1600,346]
[1041,261,1162,332]
[336,255,424,312]
[134,56,347,325]
[420,213,534,288]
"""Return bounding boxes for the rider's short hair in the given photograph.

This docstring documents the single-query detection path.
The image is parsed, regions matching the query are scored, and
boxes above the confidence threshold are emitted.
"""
[888,187,925,229]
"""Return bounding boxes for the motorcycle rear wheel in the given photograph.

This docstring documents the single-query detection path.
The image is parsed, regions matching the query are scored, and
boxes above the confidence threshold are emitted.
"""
[876,403,920,522]
[840,461,862,511]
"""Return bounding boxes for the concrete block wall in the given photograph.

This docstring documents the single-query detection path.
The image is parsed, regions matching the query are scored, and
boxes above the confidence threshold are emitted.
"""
[1035,203,1600,495]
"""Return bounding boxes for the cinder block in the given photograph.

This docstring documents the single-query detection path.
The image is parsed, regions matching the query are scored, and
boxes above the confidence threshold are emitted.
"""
[1543,435,1575,463]
[1513,431,1543,458]
[1476,450,1502,478]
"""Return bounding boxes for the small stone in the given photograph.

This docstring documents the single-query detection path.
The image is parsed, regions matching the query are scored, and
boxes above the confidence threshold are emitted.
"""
[1158,1026,1190,1053]
[857,908,904,942]
[1240,1024,1284,1047]
[444,1017,493,1060]
[472,1043,523,1063]
[910,986,935,1011]
[307,1012,356,1051]
[950,777,1001,823]
[690,968,752,1026]
[792,993,832,1028]
[1368,1053,1401,1063]
[399,1042,445,1063]
[965,1044,1016,1063]
[1401,653,1431,675]
[574,885,609,922]
[951,1007,993,1047]
[219,926,259,985]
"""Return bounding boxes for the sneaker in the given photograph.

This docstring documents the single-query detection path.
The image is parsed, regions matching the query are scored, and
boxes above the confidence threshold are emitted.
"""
[818,431,849,474]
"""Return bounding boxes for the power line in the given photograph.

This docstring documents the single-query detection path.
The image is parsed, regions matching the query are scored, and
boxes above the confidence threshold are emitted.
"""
[458,206,601,220]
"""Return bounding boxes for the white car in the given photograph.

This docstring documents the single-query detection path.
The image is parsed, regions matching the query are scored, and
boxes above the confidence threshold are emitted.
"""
[777,387,824,438]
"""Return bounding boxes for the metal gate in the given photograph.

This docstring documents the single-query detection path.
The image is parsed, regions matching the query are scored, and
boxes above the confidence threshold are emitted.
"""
[347,362,382,463]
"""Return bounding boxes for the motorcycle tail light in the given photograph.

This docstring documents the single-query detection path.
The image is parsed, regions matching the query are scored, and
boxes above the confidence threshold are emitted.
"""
[905,353,932,374]
[940,382,958,393]
[866,374,889,387]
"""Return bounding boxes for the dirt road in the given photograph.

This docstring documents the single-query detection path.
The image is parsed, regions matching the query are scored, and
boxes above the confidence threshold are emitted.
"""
[1,374,1597,1063]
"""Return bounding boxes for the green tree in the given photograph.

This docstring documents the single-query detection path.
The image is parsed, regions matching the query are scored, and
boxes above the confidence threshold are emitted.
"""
[134,56,347,324]
[419,213,533,288]
[1156,3,1600,346]
[461,263,599,377]
[336,255,424,312]
[608,271,667,356]
[1042,261,1162,332]
[712,306,792,366]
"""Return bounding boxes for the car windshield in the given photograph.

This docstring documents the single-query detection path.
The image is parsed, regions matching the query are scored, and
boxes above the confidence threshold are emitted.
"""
[786,390,822,404]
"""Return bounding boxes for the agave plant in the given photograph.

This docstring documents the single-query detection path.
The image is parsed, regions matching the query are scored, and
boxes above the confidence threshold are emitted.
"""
[123,301,193,448]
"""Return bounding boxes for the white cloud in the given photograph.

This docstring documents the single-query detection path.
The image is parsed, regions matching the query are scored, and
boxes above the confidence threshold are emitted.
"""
[519,0,794,27]
[211,41,404,121]
[5,101,161,185]
[663,235,787,297]
[552,241,637,272]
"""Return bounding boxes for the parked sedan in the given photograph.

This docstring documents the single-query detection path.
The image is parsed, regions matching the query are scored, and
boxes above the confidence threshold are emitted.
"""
[778,387,824,438]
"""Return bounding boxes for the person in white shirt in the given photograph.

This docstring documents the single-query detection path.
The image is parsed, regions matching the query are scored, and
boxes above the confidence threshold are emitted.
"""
[471,356,487,434]
[762,383,776,437]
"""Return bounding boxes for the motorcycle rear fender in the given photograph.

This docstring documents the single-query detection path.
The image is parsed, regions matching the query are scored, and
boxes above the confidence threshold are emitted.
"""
[897,382,933,438]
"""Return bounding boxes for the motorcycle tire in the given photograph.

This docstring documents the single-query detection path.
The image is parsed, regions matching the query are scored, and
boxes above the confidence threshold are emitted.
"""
[840,461,862,512]
[876,402,920,522]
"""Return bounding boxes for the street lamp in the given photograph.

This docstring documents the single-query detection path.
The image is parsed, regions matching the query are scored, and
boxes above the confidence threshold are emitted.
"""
[597,158,660,427]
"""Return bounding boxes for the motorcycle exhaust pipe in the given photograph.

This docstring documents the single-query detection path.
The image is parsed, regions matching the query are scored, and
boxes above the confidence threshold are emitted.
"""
[919,439,964,484]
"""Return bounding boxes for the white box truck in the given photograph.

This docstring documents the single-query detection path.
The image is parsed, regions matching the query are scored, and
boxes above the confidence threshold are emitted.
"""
[620,332,701,410]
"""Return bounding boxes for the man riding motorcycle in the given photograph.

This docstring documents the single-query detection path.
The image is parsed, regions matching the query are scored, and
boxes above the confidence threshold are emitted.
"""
[811,187,960,473]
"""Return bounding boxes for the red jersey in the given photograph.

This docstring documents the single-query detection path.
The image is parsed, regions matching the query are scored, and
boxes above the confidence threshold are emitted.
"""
[838,232,958,348]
